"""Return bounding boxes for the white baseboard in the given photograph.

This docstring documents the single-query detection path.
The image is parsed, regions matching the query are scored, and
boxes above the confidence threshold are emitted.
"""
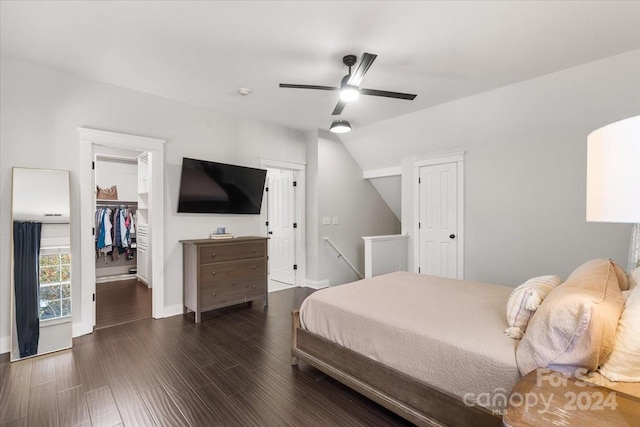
[1,334,11,354]
[96,273,137,283]
[72,321,93,338]
[269,280,296,293]
[305,279,330,289]
[161,304,184,318]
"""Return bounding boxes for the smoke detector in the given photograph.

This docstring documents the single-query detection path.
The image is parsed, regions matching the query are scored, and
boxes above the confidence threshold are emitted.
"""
[237,88,252,96]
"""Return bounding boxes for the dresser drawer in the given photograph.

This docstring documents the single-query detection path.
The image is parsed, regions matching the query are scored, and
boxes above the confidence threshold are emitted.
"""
[199,259,266,284]
[200,276,265,308]
[199,242,265,264]
[182,236,268,323]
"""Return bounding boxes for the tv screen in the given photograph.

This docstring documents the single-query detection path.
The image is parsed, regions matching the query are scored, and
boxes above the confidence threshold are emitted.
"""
[177,158,267,214]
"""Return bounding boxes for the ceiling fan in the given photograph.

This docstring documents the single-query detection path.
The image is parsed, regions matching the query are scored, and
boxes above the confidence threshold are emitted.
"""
[280,53,417,116]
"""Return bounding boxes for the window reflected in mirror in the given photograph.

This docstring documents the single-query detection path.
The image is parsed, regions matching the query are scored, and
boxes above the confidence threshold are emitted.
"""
[11,167,72,361]
[39,248,72,320]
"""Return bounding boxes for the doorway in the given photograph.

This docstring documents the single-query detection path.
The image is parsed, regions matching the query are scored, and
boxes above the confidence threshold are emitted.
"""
[260,159,306,292]
[78,128,165,337]
[414,152,464,279]
[94,151,152,329]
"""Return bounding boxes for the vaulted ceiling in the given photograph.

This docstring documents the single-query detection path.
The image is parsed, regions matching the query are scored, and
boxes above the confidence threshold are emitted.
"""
[1,1,639,134]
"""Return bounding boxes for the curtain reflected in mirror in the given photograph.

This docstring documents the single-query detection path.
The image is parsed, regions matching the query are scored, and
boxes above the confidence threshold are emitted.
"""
[11,168,72,361]
[13,221,42,357]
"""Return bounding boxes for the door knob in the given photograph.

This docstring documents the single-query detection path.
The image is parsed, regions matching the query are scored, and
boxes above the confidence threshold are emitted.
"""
[449,234,456,239]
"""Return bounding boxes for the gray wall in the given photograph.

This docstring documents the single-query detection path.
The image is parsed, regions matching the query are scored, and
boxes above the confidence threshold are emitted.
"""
[307,131,401,286]
[0,55,401,353]
[0,57,307,350]
[305,131,321,283]
[343,50,640,286]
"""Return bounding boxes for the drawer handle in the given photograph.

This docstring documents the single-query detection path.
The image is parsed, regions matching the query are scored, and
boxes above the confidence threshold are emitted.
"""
[212,272,217,276]
[252,265,256,270]
[212,293,217,297]
[252,248,256,253]
[253,285,256,289]
[212,253,217,258]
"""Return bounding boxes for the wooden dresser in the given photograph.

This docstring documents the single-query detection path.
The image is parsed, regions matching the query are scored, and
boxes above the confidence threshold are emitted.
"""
[181,236,268,323]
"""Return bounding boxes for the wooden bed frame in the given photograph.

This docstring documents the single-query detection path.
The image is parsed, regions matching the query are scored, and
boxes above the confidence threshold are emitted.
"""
[291,310,502,427]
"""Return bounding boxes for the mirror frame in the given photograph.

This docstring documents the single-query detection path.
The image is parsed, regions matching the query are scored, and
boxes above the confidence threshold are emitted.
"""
[10,167,72,361]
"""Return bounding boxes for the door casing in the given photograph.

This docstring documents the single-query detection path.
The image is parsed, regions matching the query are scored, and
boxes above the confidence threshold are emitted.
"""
[266,167,297,285]
[77,128,165,337]
[260,158,306,286]
[413,152,464,279]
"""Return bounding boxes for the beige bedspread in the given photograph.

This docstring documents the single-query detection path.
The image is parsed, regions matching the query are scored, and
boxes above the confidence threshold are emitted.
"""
[299,271,520,412]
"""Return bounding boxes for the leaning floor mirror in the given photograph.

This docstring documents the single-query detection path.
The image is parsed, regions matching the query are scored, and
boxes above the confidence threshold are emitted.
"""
[11,167,72,361]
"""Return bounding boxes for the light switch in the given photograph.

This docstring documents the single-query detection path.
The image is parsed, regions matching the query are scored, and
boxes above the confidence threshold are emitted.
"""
[332,217,339,225]
[322,217,331,225]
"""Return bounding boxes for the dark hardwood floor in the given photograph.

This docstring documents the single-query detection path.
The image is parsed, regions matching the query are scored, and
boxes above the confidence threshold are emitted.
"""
[0,287,412,426]
[96,279,152,330]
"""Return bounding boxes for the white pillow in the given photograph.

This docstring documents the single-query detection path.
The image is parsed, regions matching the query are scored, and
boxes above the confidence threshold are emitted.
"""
[599,285,640,382]
[628,266,639,290]
[516,259,625,376]
[504,275,562,339]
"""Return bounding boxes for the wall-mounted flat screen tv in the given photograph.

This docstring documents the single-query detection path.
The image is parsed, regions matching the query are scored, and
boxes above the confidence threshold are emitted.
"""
[177,157,267,214]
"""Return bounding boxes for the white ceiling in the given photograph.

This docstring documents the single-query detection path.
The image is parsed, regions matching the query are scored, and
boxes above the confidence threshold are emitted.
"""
[1,1,639,134]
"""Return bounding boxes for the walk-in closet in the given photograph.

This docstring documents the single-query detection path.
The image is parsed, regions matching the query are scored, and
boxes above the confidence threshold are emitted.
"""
[94,149,152,329]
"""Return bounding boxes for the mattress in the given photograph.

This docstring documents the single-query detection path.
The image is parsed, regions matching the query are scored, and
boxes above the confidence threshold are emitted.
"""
[299,271,520,412]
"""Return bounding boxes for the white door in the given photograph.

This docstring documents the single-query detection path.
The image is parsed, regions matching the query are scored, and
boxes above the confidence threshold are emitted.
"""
[418,162,458,278]
[267,168,296,285]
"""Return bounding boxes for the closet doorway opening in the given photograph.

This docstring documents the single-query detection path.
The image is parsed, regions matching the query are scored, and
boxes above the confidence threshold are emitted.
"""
[78,128,165,338]
[94,150,151,329]
[260,159,306,293]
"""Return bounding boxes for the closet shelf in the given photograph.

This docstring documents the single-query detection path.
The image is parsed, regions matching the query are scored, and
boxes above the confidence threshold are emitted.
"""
[96,200,138,206]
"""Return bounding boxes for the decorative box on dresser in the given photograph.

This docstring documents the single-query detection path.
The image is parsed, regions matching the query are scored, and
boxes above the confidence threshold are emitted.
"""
[181,236,268,323]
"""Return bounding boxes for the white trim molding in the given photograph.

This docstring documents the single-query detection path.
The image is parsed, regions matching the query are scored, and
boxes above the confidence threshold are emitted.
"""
[305,279,330,289]
[162,304,185,318]
[363,166,402,179]
[78,128,164,151]
[0,335,10,354]
[412,150,465,168]
[412,151,465,279]
[259,157,306,169]
[78,128,166,337]
[260,158,307,287]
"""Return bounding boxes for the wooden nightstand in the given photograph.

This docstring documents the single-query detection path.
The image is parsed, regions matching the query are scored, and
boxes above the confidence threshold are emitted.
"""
[503,369,640,426]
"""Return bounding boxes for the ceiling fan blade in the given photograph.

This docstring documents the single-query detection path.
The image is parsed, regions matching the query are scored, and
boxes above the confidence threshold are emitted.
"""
[332,100,347,116]
[347,53,377,87]
[279,83,339,91]
[360,88,417,100]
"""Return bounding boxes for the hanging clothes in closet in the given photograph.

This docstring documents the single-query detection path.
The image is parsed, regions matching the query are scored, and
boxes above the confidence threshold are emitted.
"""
[95,206,136,262]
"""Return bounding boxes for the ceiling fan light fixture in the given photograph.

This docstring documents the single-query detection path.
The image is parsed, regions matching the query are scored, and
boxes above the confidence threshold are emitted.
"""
[340,85,360,102]
[330,120,352,134]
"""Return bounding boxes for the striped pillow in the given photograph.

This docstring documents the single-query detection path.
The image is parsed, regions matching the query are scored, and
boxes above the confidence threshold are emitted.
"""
[505,275,563,339]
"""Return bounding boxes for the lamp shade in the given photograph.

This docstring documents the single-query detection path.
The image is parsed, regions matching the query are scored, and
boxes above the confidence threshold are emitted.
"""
[330,120,352,134]
[586,115,640,223]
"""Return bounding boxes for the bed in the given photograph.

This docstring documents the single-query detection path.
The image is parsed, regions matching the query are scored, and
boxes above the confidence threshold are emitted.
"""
[291,271,519,427]
[292,259,639,427]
